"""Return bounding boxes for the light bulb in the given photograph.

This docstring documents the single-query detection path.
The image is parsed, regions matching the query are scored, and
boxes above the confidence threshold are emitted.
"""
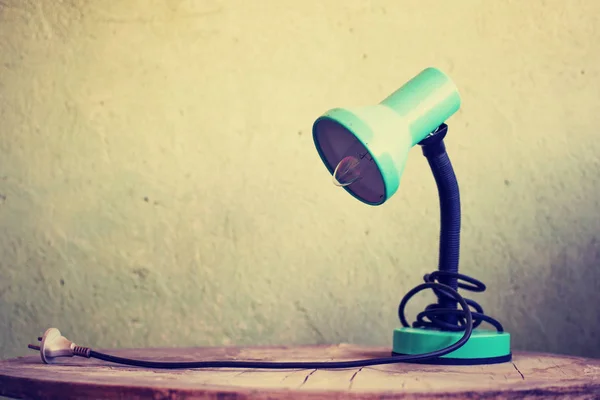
[333,155,367,187]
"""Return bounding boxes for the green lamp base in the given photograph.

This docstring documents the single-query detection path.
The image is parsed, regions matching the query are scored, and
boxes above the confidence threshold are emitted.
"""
[392,327,511,365]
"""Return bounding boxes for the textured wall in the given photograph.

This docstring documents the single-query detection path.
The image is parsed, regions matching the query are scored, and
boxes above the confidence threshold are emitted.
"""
[1,0,599,363]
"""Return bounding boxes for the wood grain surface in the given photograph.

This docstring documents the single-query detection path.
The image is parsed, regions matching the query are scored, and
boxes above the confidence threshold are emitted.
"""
[1,344,599,399]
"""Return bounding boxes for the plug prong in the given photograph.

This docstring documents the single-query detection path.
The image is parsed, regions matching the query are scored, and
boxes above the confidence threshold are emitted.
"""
[28,344,41,351]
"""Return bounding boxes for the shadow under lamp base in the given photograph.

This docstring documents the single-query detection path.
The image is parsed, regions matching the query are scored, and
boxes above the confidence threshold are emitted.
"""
[392,328,512,365]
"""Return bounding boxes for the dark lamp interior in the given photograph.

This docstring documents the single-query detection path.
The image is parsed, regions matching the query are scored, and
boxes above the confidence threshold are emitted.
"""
[314,119,386,204]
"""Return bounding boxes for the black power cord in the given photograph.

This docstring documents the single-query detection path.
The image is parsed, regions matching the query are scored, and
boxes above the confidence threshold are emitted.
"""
[88,282,472,369]
[31,124,503,369]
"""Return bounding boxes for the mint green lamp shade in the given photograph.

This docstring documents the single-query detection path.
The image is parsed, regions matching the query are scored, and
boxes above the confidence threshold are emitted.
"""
[312,67,461,205]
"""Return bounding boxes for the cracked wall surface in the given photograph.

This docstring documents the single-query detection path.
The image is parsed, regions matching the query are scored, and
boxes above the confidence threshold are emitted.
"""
[1,0,599,363]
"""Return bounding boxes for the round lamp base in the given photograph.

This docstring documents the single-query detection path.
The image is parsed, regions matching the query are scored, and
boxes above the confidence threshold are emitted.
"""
[392,327,511,365]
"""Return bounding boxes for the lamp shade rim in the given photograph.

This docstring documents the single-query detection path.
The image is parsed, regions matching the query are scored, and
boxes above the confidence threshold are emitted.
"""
[312,113,388,206]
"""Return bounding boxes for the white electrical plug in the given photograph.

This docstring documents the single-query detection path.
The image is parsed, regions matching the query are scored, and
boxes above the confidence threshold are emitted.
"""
[28,328,90,364]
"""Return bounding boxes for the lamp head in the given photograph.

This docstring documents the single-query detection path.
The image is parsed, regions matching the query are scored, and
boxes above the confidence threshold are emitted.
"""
[312,67,461,205]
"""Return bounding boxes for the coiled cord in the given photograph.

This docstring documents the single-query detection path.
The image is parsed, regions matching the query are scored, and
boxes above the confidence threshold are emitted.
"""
[398,270,504,333]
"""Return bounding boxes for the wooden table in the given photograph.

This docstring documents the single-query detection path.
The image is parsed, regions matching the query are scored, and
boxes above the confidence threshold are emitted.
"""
[1,344,599,399]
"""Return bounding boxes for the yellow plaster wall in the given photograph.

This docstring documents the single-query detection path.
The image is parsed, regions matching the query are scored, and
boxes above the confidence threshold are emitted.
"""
[1,0,598,362]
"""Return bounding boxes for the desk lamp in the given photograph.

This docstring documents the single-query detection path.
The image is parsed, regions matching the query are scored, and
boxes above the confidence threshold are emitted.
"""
[312,67,510,365]
[28,67,510,368]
